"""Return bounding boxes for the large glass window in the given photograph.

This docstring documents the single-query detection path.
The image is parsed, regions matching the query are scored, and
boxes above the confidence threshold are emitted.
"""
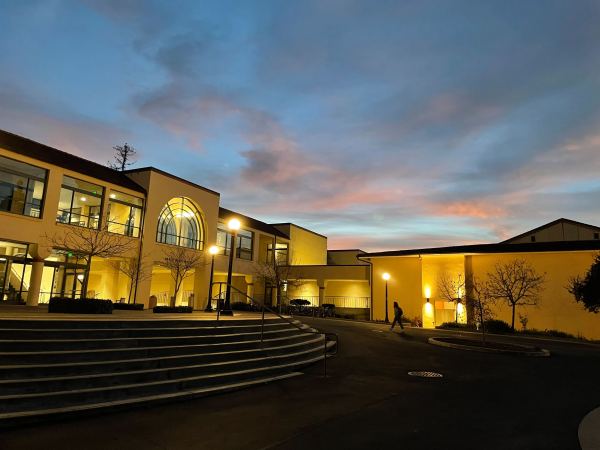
[157,197,204,249]
[0,155,46,218]
[56,176,104,229]
[0,240,31,303]
[267,242,289,265]
[107,191,143,237]
[216,225,253,260]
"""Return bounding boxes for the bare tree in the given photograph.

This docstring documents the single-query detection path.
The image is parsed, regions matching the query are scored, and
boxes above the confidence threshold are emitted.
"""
[485,259,546,330]
[253,259,303,307]
[159,247,204,307]
[437,272,465,322]
[108,143,137,171]
[465,275,495,345]
[110,255,152,303]
[45,221,136,298]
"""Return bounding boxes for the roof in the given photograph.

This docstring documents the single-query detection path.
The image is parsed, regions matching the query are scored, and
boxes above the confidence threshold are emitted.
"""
[0,129,145,193]
[270,222,328,239]
[219,207,289,239]
[327,249,366,253]
[501,218,600,243]
[362,240,600,258]
[124,167,219,197]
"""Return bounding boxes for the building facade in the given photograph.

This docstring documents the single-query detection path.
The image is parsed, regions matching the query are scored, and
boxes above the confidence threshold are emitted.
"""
[0,130,369,314]
[363,219,600,339]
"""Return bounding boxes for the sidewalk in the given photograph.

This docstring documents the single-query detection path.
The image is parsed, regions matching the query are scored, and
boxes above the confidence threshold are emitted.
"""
[579,407,600,450]
[0,305,285,321]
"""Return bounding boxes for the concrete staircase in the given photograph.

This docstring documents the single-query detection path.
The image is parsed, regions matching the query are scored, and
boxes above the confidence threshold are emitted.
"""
[0,317,334,426]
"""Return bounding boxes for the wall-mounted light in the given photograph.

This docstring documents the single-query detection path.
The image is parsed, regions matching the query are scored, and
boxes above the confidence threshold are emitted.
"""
[424,286,431,302]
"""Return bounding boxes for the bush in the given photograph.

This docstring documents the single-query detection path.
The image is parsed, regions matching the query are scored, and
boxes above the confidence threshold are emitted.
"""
[484,319,513,334]
[48,297,113,314]
[290,299,311,306]
[520,328,577,339]
[231,301,258,311]
[153,306,193,313]
[112,302,144,311]
[437,322,475,330]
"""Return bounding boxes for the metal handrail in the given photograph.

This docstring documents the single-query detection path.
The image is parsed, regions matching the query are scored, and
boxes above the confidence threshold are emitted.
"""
[211,282,338,377]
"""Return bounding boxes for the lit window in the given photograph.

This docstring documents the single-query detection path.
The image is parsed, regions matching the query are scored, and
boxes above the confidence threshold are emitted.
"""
[0,155,46,218]
[267,242,288,265]
[216,224,253,260]
[56,176,103,229]
[157,197,204,249]
[107,191,144,237]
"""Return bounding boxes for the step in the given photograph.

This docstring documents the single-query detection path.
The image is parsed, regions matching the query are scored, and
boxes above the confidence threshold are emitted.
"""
[0,318,292,329]
[0,321,301,340]
[0,325,313,351]
[0,345,326,395]
[0,371,304,427]
[0,334,326,379]
[0,332,322,365]
[0,354,324,414]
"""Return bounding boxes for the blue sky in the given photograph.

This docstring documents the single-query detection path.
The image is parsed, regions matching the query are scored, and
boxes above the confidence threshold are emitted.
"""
[1,0,600,250]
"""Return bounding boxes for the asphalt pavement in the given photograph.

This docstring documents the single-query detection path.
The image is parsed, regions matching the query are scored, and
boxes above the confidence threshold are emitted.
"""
[2,317,599,450]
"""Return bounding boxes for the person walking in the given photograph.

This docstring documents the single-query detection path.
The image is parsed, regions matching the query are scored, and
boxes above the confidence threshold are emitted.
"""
[390,301,404,331]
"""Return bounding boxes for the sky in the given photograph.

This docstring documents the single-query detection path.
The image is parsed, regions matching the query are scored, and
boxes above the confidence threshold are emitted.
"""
[1,0,600,251]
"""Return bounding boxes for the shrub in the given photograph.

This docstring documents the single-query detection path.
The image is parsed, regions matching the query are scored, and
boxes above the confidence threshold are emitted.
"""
[48,297,113,314]
[153,306,193,313]
[112,302,144,311]
[437,322,475,330]
[290,299,311,306]
[483,319,513,334]
[520,328,577,339]
[231,301,257,311]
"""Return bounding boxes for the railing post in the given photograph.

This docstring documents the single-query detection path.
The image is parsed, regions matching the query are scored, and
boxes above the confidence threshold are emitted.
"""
[261,304,265,347]
[323,335,327,377]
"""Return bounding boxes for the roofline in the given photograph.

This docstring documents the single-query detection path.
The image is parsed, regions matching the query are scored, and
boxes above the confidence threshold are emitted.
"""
[270,223,328,239]
[218,207,289,239]
[362,240,600,258]
[501,218,600,243]
[124,167,220,197]
[0,129,146,194]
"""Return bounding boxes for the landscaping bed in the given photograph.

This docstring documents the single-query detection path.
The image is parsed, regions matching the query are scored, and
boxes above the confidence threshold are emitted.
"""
[429,336,550,356]
[48,298,113,314]
[153,306,193,313]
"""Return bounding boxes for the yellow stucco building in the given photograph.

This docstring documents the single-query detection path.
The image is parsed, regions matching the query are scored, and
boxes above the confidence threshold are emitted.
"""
[0,130,369,315]
[363,219,600,339]
[1,129,598,339]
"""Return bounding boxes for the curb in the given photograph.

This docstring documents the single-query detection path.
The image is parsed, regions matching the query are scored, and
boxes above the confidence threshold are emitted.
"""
[428,337,551,357]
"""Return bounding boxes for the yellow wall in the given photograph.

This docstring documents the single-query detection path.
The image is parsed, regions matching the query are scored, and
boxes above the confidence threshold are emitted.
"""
[274,224,327,265]
[371,256,422,322]
[471,251,599,339]
[422,254,466,325]
[370,250,600,339]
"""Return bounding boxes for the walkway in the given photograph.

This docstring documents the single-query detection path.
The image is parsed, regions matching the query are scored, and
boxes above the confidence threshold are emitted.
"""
[0,305,283,321]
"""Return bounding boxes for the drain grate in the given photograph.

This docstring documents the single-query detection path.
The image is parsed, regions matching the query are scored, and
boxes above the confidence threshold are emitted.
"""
[408,371,443,378]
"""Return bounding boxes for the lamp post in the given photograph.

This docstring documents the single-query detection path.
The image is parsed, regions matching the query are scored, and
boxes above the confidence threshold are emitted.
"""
[382,272,390,323]
[222,218,240,316]
[205,245,219,312]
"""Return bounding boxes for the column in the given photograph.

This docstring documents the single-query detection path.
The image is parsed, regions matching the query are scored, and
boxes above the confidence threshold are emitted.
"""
[245,275,254,302]
[26,259,44,307]
[318,280,326,307]
[193,261,210,311]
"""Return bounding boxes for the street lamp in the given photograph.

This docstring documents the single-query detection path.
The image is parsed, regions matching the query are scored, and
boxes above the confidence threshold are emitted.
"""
[205,245,219,312]
[222,218,241,316]
[382,272,390,323]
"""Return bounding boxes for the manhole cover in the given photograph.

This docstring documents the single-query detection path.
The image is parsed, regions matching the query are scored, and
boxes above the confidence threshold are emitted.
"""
[408,371,443,378]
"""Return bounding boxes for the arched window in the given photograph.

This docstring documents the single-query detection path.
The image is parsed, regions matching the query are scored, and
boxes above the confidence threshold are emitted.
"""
[156,197,204,249]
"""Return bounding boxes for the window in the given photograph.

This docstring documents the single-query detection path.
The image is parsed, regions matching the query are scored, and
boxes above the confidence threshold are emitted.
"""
[107,191,143,237]
[0,240,31,303]
[216,225,253,260]
[0,155,46,218]
[530,235,536,242]
[56,176,103,229]
[157,197,204,249]
[267,242,289,265]
[594,232,599,240]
